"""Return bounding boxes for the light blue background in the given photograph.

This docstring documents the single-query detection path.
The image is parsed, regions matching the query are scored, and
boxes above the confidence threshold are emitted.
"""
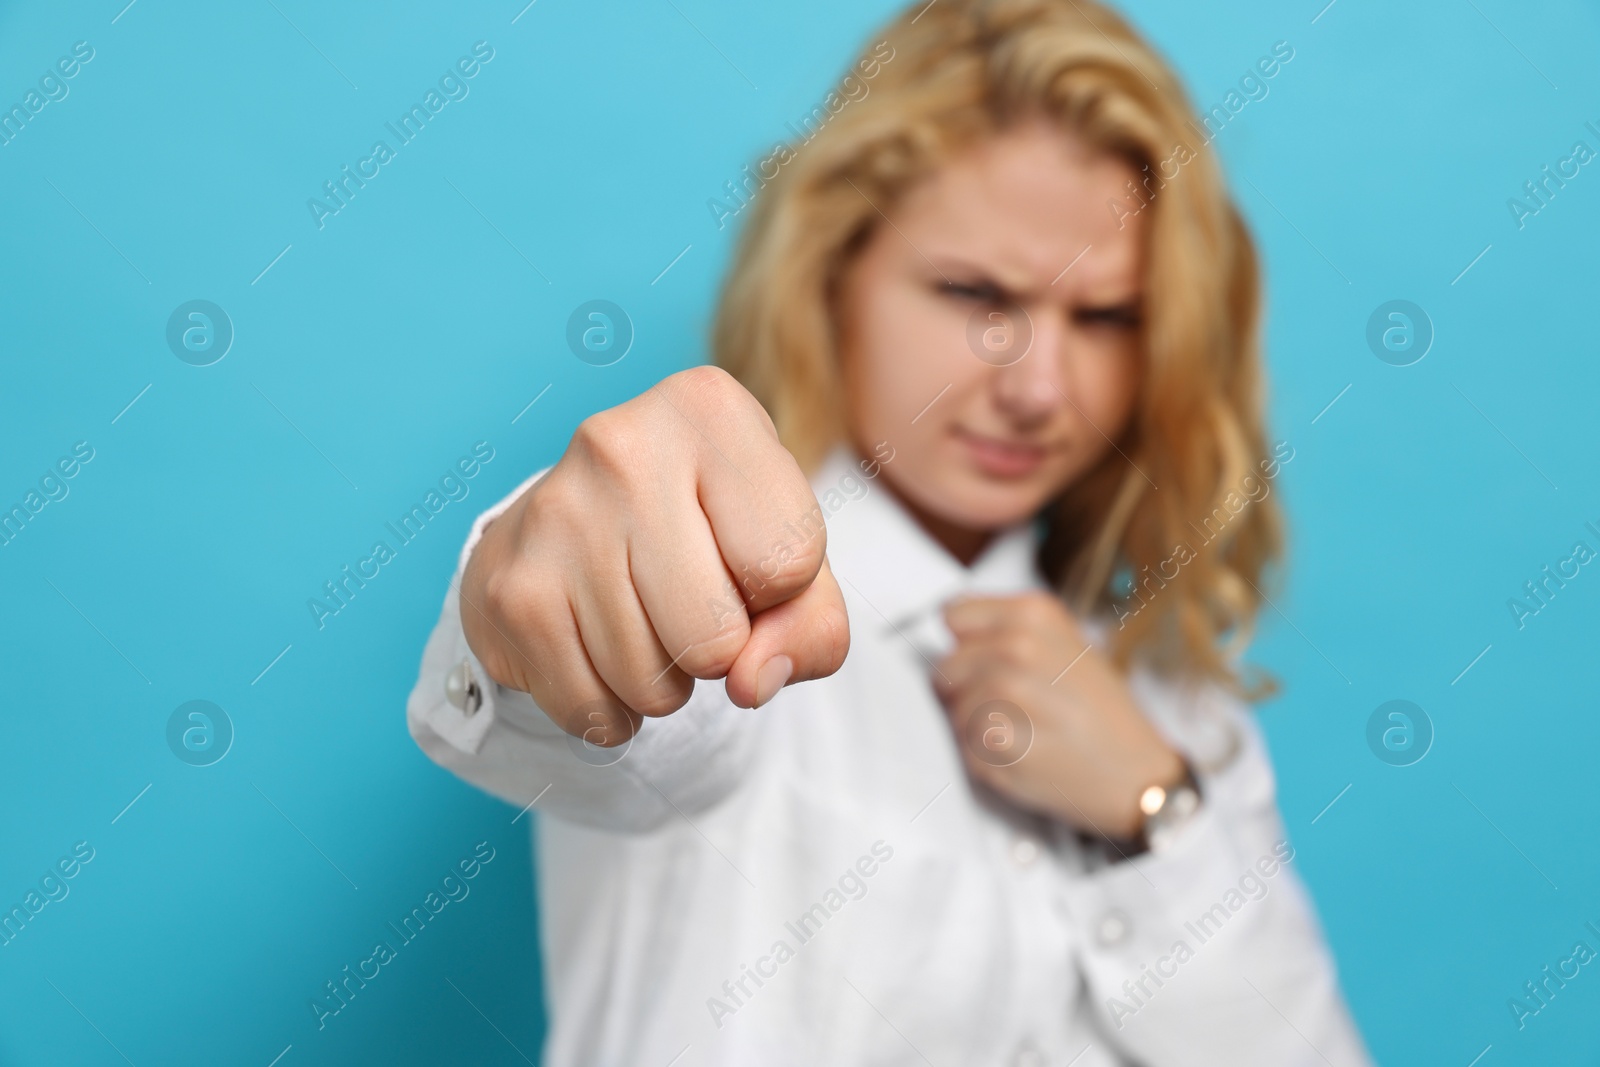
[1,0,1597,1063]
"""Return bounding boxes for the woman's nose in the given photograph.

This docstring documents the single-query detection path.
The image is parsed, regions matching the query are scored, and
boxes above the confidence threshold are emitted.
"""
[990,303,1067,424]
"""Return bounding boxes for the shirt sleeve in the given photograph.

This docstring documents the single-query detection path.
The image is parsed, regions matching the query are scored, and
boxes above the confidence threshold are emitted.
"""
[1057,676,1373,1067]
[404,467,767,833]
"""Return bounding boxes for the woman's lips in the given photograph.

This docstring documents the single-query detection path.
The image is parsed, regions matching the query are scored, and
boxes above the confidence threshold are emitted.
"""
[954,427,1050,478]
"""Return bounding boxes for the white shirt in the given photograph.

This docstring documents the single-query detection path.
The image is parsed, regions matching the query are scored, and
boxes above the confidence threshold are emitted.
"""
[407,445,1372,1067]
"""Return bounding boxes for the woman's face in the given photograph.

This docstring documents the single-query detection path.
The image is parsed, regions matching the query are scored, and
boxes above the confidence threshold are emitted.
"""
[836,121,1146,562]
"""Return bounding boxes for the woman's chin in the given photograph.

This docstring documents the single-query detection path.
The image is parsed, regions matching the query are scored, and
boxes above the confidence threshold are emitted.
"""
[906,473,1054,536]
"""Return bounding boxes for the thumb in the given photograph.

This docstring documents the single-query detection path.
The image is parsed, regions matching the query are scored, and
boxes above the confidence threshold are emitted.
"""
[724,557,851,708]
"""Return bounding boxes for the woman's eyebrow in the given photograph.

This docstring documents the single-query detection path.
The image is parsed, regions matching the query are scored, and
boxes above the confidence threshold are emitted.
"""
[928,260,1046,303]
[927,253,1145,309]
[928,255,1026,285]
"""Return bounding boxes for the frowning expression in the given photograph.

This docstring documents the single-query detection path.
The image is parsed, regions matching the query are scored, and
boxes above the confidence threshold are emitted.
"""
[836,120,1145,561]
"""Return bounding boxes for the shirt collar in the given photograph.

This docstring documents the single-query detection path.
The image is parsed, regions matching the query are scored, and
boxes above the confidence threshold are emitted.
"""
[814,444,1049,639]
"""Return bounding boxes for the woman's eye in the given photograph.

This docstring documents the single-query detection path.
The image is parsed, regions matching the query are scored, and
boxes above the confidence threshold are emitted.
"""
[940,281,1002,302]
[1076,305,1142,329]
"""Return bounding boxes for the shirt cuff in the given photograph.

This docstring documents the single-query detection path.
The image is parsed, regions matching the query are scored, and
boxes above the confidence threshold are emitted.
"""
[418,466,553,755]
[1056,799,1278,967]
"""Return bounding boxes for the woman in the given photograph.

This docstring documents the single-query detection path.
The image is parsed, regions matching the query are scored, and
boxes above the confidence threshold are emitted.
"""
[408,0,1372,1063]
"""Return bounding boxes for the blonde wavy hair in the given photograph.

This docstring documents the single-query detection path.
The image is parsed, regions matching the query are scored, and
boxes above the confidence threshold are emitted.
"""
[713,0,1282,697]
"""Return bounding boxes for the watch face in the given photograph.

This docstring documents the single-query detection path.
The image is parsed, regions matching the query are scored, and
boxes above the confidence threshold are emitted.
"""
[1139,784,1168,817]
[1144,784,1202,853]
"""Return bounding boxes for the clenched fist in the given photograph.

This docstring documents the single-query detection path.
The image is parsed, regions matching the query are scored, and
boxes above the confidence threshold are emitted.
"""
[459,366,851,747]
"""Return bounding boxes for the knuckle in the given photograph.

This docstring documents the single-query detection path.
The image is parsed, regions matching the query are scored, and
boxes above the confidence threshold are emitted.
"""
[754,527,828,595]
[477,566,517,623]
[546,704,592,740]
[552,700,636,746]
[814,601,852,674]
[571,409,637,469]
[665,364,741,408]
[482,570,546,642]
[992,638,1028,670]
[1019,593,1056,625]
[1015,632,1049,666]
[674,630,744,679]
[597,723,639,748]
[664,586,750,679]
[569,408,612,454]
[629,674,694,718]
[524,477,600,554]
[706,584,752,634]
[784,511,830,570]
[659,365,777,436]
[765,558,819,599]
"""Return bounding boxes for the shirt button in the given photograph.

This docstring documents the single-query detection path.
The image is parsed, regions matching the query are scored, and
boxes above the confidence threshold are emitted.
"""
[1096,909,1131,947]
[445,659,482,715]
[1011,837,1040,867]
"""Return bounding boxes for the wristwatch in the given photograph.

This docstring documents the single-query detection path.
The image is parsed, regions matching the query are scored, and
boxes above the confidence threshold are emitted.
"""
[1130,759,1202,856]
